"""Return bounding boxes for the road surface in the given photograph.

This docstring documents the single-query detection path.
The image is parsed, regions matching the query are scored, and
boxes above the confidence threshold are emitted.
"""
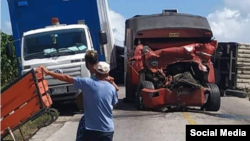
[30,86,250,141]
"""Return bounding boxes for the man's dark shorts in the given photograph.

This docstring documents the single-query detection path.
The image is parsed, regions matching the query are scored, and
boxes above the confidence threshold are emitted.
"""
[76,116,114,141]
[81,129,114,141]
[76,116,86,141]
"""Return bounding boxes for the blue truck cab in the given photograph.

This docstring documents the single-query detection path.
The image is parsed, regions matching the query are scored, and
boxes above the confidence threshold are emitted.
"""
[7,0,116,101]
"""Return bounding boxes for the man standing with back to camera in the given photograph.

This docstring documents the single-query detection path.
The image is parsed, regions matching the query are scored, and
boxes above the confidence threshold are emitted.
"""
[39,56,118,141]
[76,50,119,112]
[75,49,119,141]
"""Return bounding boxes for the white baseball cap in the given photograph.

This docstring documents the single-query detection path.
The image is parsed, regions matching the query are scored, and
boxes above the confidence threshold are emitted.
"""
[94,61,110,74]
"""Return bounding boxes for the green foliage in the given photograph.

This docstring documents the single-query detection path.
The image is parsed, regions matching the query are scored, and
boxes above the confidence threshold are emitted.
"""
[1,32,18,88]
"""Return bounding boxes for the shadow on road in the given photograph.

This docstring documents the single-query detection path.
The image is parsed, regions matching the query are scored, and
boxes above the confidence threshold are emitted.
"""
[49,98,250,123]
[51,98,136,117]
[50,97,250,123]
[186,108,250,122]
[115,101,250,122]
[114,99,137,111]
[51,102,82,116]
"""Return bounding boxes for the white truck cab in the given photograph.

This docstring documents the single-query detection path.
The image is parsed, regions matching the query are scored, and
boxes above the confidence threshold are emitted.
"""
[20,18,107,101]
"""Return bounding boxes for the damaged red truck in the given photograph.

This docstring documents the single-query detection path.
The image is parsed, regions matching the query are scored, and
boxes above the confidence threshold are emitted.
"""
[124,10,221,111]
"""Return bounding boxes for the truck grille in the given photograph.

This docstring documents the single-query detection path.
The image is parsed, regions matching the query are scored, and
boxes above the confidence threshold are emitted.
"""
[45,64,82,86]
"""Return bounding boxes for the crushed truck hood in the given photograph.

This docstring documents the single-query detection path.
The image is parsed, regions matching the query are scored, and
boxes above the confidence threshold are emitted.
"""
[131,40,217,73]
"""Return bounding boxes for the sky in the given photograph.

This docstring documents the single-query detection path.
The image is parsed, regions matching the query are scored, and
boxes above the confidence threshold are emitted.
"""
[1,0,250,46]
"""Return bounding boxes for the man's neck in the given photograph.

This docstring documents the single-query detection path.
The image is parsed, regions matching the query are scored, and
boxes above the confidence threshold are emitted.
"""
[90,70,95,75]
[95,75,106,81]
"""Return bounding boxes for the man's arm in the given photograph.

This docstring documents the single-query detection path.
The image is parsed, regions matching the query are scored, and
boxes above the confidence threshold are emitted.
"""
[47,71,73,84]
[112,89,118,108]
[111,81,119,92]
[105,76,119,91]
[39,66,73,84]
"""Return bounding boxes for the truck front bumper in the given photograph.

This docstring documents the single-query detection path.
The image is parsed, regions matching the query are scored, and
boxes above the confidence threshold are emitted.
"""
[141,87,206,109]
[48,85,81,101]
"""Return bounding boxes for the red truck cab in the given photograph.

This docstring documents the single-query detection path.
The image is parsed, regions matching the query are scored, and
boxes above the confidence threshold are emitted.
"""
[124,10,221,111]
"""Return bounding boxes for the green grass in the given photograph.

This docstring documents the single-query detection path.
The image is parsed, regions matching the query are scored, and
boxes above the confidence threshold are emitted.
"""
[2,111,57,141]
[1,84,7,91]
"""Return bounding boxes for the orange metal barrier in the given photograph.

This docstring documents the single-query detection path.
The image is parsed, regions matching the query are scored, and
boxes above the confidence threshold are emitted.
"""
[1,68,55,140]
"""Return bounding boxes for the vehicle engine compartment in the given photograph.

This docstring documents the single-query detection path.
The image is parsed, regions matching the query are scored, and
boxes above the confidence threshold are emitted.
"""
[131,40,218,91]
[145,62,207,90]
[128,40,221,110]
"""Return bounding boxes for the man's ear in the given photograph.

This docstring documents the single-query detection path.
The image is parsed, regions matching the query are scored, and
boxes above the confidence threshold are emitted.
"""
[86,62,89,69]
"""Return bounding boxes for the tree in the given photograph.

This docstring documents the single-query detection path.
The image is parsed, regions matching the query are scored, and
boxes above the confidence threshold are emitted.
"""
[1,32,18,88]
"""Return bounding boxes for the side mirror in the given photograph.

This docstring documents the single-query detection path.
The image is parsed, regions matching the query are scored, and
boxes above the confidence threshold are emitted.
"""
[6,43,13,58]
[99,31,107,45]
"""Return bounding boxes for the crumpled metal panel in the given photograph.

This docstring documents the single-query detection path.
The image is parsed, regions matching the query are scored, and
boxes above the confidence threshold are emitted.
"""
[131,40,217,73]
[130,40,217,84]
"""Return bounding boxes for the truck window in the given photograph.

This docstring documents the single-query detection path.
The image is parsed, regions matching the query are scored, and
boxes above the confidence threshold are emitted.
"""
[23,28,88,60]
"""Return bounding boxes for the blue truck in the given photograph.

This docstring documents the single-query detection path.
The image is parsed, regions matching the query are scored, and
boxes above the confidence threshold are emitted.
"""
[6,0,117,102]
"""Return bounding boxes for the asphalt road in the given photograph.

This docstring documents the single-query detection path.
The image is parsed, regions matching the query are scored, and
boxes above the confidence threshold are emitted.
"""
[30,86,250,141]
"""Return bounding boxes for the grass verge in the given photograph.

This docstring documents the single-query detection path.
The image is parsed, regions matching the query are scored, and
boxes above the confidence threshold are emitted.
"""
[2,111,58,141]
[1,84,7,91]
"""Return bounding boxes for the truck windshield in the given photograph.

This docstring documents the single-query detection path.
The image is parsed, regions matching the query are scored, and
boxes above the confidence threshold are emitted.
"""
[23,28,88,60]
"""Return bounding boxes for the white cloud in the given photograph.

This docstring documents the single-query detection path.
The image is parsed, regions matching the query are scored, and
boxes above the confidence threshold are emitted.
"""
[4,21,12,35]
[109,10,125,46]
[207,1,250,43]
[223,0,250,17]
[108,3,250,45]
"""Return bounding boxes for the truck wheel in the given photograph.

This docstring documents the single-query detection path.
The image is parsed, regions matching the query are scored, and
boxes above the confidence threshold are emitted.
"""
[225,89,248,98]
[214,68,221,85]
[204,83,221,111]
[136,81,154,110]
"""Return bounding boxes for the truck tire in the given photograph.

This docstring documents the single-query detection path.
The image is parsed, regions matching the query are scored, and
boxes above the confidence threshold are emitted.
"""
[136,81,154,110]
[225,89,248,98]
[214,68,221,85]
[204,83,221,111]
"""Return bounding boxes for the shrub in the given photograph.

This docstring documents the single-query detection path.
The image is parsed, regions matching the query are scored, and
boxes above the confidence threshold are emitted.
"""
[1,32,18,88]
